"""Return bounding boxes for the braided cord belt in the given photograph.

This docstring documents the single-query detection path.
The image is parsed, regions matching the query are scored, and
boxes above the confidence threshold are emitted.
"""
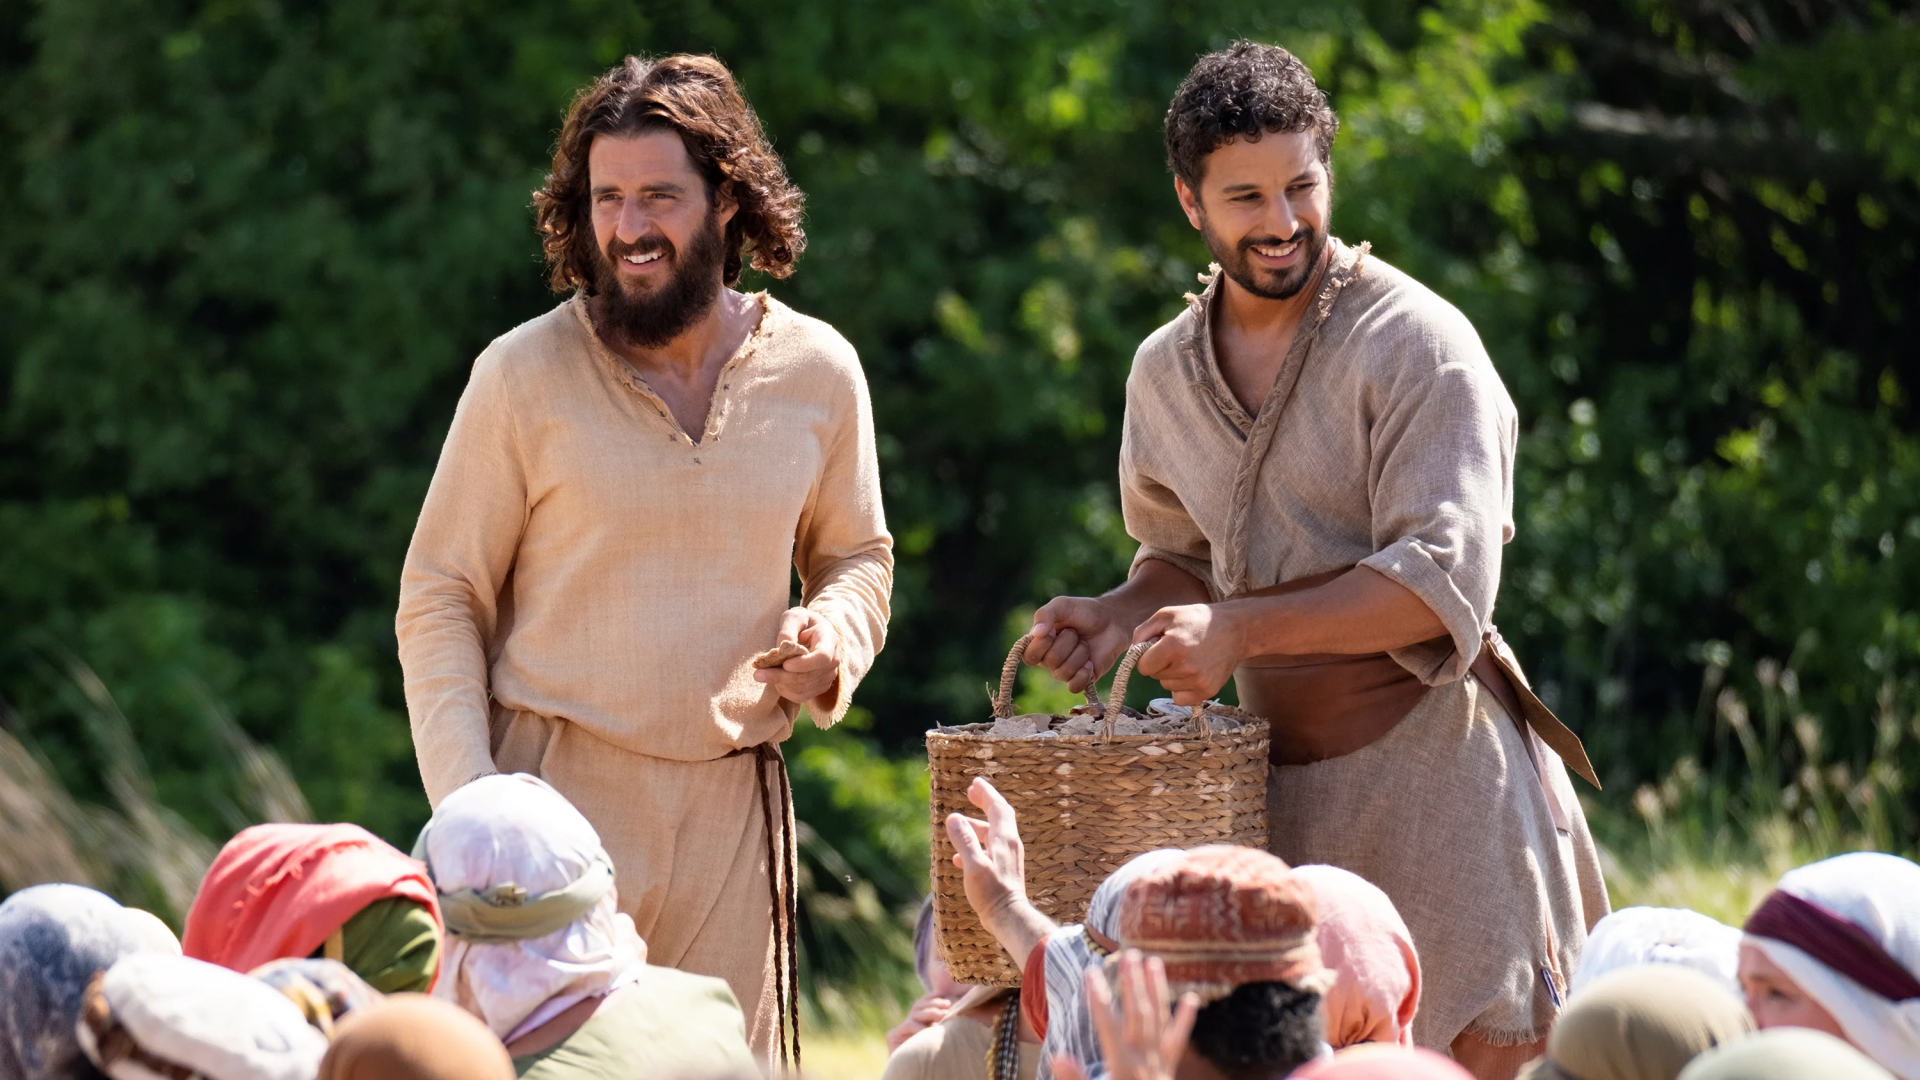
[988,990,1022,1080]
[728,741,802,1074]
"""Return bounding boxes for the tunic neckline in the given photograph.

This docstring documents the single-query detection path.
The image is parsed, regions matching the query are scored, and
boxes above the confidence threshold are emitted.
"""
[569,290,776,448]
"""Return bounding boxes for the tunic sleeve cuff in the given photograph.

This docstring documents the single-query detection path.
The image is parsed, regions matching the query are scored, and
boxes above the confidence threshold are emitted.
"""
[1129,547,1217,600]
[1359,538,1484,685]
[803,605,863,729]
[416,726,501,808]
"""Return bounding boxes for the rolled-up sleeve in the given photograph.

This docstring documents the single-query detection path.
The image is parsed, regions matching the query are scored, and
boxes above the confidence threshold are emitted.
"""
[396,346,528,805]
[793,353,893,727]
[1358,352,1516,685]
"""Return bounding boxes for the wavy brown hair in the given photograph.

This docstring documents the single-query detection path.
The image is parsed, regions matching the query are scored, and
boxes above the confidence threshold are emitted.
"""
[533,54,806,292]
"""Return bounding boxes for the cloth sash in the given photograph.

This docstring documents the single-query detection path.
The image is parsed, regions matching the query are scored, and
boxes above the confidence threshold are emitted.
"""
[410,833,614,945]
[1745,889,1920,1002]
[1230,568,1599,788]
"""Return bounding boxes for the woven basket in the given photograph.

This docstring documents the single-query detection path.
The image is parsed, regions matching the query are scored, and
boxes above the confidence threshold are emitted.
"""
[927,633,1271,986]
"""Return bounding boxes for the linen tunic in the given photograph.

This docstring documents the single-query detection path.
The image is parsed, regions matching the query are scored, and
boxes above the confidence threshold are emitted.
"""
[396,292,892,1061]
[1119,240,1607,1049]
[397,293,893,804]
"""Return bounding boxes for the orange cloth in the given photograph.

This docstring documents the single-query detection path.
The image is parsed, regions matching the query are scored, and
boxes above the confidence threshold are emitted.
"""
[1295,865,1422,1048]
[183,824,441,988]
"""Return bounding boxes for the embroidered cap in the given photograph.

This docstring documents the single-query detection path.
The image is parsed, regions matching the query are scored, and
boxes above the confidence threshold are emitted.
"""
[1117,845,1333,1003]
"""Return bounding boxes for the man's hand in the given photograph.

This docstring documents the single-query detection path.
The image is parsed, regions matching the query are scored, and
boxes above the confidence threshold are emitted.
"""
[1133,602,1247,706]
[945,777,1057,963]
[752,607,841,704]
[1024,597,1134,694]
[884,990,955,1051]
[1051,951,1200,1080]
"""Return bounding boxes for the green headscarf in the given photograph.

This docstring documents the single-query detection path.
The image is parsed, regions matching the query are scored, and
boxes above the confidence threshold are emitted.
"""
[310,897,441,994]
[1518,965,1751,1080]
[1676,1029,1895,1080]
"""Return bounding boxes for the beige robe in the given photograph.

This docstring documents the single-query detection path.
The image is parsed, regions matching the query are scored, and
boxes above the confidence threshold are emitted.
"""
[1118,241,1607,1049]
[396,293,893,1062]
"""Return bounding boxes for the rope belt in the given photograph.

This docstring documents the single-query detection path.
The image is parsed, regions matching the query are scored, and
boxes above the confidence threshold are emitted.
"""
[988,990,1022,1080]
[727,741,802,1073]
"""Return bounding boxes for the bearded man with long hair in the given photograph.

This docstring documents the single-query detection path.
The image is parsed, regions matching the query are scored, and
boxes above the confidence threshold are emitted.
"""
[397,55,891,1071]
[1018,43,1609,1080]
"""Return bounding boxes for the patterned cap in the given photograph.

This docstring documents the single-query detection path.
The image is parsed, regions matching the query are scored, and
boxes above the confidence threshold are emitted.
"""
[1117,845,1332,1002]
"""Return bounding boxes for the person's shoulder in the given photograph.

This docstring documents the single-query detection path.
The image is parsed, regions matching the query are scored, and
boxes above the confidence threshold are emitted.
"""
[628,963,746,1011]
[1342,248,1483,356]
[1131,293,1202,381]
[880,1016,991,1080]
[763,293,861,370]
[470,299,590,383]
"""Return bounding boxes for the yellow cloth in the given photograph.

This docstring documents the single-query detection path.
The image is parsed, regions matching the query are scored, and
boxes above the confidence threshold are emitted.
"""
[881,1014,1039,1080]
[398,291,893,804]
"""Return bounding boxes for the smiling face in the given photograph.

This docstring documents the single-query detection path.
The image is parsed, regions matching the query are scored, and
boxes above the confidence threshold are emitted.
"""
[1175,129,1331,302]
[586,128,736,347]
[1738,942,1852,1042]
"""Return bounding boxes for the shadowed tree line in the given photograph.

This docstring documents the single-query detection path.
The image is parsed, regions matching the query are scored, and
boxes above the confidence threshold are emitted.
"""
[2,0,1917,1013]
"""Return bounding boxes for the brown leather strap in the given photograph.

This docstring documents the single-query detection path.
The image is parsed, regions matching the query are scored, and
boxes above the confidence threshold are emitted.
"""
[1470,632,1600,789]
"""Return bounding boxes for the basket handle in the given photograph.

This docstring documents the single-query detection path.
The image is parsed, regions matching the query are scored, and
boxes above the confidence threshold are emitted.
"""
[997,630,1105,719]
[1102,639,1155,737]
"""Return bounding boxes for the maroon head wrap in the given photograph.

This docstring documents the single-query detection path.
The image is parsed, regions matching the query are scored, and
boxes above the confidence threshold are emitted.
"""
[1744,889,1920,1002]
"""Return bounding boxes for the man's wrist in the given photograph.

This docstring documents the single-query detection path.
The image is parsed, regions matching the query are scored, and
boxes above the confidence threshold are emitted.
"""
[1219,594,1298,657]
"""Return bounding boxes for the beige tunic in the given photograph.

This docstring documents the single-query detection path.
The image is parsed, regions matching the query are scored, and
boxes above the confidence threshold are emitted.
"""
[396,293,893,1060]
[1119,241,1606,1048]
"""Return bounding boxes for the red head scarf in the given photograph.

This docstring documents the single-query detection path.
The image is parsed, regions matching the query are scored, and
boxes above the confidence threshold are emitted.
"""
[183,824,441,986]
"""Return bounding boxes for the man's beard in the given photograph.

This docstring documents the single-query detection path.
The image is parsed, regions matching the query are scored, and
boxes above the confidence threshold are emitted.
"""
[1202,216,1328,301]
[589,210,727,349]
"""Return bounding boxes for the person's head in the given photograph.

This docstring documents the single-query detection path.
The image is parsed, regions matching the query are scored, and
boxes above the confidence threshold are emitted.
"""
[1291,1045,1475,1080]
[1737,851,1920,1077]
[533,54,805,347]
[1676,1028,1896,1080]
[912,896,966,1002]
[182,823,443,994]
[1292,864,1420,1048]
[415,773,644,1040]
[1164,41,1338,302]
[1516,965,1751,1080]
[1573,906,1743,999]
[1120,846,1334,1079]
[317,994,515,1080]
[75,953,330,1080]
[0,884,179,1080]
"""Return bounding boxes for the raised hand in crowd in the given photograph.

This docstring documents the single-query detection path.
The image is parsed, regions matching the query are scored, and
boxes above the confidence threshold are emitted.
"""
[884,988,957,1052]
[945,776,1057,963]
[1051,950,1200,1080]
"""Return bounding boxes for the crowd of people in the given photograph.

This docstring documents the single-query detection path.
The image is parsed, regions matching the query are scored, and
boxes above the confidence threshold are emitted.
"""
[876,776,1920,1080]
[0,774,758,1080]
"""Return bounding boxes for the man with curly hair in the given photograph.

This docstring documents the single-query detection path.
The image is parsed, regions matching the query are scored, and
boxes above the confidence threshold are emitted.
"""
[1021,42,1607,1079]
[396,54,892,1069]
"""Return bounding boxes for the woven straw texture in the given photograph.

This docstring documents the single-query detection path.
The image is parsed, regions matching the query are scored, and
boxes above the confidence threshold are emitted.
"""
[927,636,1270,986]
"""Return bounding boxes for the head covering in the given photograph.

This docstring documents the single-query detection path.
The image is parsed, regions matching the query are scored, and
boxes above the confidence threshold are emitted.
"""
[1037,849,1187,1080]
[315,995,512,1080]
[329,899,439,994]
[0,884,178,1080]
[1573,907,1743,998]
[913,896,938,992]
[1515,965,1750,1080]
[1293,865,1421,1048]
[183,824,442,993]
[249,959,382,1038]
[1677,1029,1896,1080]
[417,774,645,1042]
[74,954,328,1080]
[1292,1045,1477,1079]
[1116,845,1330,1003]
[1740,852,1920,1079]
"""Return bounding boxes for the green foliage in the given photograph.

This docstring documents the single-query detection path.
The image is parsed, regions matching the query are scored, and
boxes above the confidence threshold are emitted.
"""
[4,0,1920,1017]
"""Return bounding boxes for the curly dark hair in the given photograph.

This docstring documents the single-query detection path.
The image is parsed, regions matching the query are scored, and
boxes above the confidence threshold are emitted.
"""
[1188,981,1324,1080]
[1164,41,1339,187]
[533,54,806,291]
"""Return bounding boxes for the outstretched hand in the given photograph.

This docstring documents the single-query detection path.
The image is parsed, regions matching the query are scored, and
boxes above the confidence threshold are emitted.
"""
[1051,950,1200,1080]
[945,776,1058,963]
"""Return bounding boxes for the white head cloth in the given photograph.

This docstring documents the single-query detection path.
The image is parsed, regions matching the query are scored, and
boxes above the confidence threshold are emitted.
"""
[1573,905,1743,997]
[1742,852,1920,1080]
[75,953,327,1080]
[1037,848,1188,1080]
[424,773,646,1042]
